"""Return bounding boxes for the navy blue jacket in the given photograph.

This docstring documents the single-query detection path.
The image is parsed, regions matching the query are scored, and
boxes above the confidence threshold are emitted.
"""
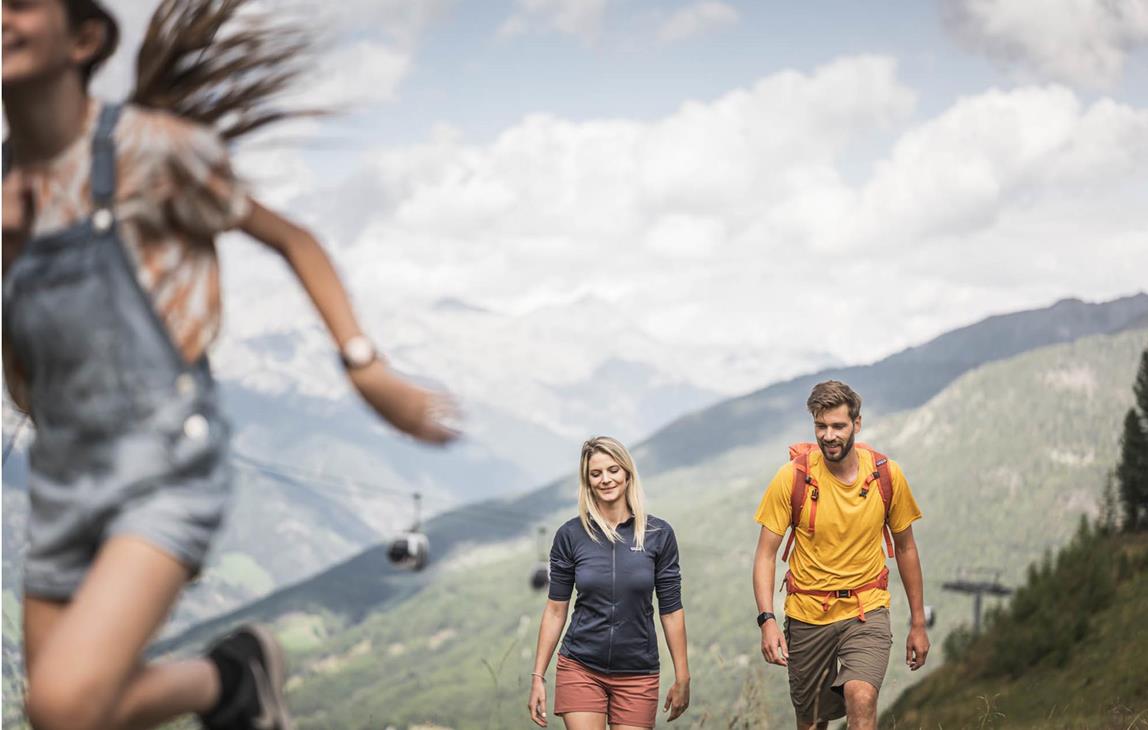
[549,514,682,675]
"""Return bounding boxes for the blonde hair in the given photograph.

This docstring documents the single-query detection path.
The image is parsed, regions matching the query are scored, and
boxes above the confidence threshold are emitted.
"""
[578,436,648,550]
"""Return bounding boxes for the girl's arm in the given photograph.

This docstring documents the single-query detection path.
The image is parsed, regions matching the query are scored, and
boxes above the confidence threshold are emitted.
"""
[238,199,457,444]
[3,172,32,414]
[659,608,691,722]
[528,599,569,727]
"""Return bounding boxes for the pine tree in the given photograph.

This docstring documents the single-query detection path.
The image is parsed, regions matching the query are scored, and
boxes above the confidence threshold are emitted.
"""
[1099,469,1120,533]
[1116,408,1148,531]
[1135,349,1148,427]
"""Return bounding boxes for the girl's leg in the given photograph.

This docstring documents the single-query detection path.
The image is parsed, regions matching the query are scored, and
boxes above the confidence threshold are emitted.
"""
[562,712,609,730]
[23,596,67,675]
[24,535,219,730]
[109,660,219,730]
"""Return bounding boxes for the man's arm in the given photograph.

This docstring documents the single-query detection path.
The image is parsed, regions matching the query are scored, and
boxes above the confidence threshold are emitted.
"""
[892,525,930,670]
[753,527,788,666]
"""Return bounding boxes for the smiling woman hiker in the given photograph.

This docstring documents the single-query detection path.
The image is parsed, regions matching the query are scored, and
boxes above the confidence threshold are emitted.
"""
[528,436,691,730]
[2,1,459,729]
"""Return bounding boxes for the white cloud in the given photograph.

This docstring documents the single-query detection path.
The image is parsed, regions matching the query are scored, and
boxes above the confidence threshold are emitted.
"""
[301,41,412,108]
[657,1,740,44]
[944,0,1148,88]
[214,55,1147,446]
[846,85,1148,251]
[498,0,610,42]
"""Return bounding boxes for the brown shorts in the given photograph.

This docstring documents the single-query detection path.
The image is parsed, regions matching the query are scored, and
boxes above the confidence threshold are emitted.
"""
[784,607,893,723]
[554,653,661,728]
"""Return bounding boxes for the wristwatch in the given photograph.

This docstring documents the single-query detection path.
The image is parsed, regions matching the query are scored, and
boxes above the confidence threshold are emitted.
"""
[339,335,378,370]
[756,611,776,627]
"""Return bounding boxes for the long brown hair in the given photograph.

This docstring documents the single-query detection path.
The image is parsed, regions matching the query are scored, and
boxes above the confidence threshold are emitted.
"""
[66,0,315,142]
[132,0,316,141]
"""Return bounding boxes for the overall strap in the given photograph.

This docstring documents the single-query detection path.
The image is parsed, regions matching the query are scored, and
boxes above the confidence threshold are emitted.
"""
[90,103,123,210]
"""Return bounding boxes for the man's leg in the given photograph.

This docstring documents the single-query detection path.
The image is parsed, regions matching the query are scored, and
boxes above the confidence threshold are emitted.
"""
[843,680,879,730]
[832,608,893,730]
[785,618,847,729]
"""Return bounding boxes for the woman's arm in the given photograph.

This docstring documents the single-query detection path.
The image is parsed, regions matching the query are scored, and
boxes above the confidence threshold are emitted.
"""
[528,599,569,727]
[238,199,456,444]
[659,608,690,722]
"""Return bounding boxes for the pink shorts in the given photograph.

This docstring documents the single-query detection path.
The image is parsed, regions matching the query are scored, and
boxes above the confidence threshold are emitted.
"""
[554,653,661,728]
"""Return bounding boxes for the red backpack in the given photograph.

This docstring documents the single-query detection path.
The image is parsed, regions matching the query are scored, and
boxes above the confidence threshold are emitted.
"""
[780,442,895,562]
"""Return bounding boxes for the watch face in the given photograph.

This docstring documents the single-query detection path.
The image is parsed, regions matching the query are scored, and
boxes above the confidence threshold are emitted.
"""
[343,337,376,367]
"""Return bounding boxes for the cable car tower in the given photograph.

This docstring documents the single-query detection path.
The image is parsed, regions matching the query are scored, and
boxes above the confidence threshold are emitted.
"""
[942,567,1012,634]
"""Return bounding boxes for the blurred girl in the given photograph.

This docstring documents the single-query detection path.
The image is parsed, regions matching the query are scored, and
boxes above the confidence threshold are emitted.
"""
[2,1,457,728]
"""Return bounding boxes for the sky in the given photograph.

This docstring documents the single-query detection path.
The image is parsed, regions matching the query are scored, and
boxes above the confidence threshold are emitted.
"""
[87,0,1148,441]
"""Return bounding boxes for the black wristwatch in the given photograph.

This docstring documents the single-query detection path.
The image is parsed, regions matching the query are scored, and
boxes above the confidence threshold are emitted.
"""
[756,611,776,627]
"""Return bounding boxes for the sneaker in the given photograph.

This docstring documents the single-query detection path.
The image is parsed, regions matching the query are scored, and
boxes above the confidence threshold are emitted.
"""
[200,623,293,730]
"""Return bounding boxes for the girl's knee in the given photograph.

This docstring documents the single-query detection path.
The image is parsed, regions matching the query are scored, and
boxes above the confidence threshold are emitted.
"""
[25,666,115,730]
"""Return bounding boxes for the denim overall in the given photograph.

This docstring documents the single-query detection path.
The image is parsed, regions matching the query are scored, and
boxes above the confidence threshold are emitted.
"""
[3,104,231,599]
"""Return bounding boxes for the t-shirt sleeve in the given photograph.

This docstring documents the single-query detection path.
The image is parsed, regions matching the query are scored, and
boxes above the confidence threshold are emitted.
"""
[887,459,923,533]
[654,522,683,614]
[547,525,576,602]
[754,464,795,536]
[157,116,250,236]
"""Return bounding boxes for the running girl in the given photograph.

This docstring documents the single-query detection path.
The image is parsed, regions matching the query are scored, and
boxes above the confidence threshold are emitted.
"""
[2,1,457,728]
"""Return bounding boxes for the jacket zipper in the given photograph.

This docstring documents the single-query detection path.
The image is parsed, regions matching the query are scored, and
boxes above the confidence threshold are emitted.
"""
[607,539,616,671]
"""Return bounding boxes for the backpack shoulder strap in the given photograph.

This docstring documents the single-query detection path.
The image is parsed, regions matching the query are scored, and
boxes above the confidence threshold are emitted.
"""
[860,446,896,557]
[866,447,894,516]
[782,449,818,562]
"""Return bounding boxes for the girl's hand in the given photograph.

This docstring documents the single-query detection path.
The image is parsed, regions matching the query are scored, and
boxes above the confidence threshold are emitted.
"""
[2,170,34,267]
[348,361,460,445]
[527,676,548,727]
[664,677,690,722]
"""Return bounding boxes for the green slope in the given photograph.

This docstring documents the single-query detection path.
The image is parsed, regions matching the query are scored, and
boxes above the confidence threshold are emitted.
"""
[881,531,1148,730]
[245,328,1147,728]
[153,295,1148,654]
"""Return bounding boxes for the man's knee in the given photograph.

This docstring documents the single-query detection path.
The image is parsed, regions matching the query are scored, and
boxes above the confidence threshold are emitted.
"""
[844,679,879,714]
[25,665,116,730]
[843,679,878,711]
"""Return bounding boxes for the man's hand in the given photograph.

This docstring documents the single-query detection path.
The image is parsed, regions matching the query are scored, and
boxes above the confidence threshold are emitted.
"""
[906,625,930,670]
[760,619,788,666]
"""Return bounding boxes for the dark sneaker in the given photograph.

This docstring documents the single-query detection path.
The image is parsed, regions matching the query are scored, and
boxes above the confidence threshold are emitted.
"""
[200,624,293,730]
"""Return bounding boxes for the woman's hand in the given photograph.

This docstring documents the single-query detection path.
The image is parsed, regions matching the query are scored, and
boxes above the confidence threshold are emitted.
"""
[348,361,460,445]
[663,676,690,722]
[527,675,548,727]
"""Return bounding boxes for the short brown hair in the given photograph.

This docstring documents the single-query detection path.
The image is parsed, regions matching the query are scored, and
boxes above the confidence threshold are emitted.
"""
[807,380,862,420]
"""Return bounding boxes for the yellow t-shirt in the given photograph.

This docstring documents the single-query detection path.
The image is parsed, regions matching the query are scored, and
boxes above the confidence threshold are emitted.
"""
[755,447,922,625]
